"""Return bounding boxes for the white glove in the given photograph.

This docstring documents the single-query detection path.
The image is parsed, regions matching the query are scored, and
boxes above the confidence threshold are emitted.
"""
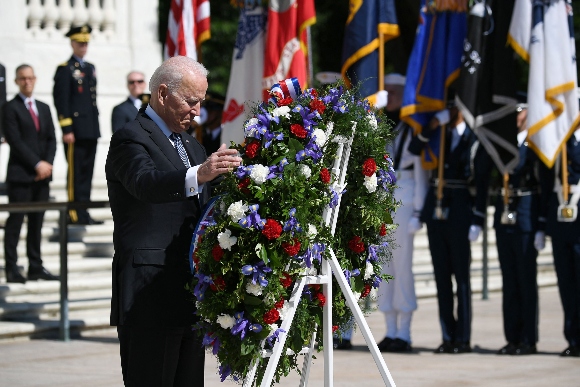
[534,231,546,251]
[468,225,481,242]
[407,216,423,234]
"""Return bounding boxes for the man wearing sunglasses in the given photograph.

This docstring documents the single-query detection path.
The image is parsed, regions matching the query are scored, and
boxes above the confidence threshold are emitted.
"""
[112,71,148,133]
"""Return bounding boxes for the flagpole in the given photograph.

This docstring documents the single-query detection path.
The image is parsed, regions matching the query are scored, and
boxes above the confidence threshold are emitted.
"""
[435,124,447,218]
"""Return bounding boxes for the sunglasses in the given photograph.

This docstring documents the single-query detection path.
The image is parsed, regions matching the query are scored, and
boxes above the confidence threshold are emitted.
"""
[128,80,145,85]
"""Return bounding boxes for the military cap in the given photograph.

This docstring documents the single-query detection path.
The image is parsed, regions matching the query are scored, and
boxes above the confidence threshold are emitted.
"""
[66,25,92,42]
[204,92,225,111]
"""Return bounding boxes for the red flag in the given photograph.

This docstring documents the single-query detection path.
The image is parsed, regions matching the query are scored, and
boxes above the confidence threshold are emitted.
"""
[164,0,211,60]
[262,0,316,100]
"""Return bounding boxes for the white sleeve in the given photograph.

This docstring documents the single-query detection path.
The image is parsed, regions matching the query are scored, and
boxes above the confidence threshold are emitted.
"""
[185,165,204,197]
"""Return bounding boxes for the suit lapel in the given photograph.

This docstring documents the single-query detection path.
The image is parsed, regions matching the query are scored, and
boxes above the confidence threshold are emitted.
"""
[14,97,38,134]
[136,113,188,170]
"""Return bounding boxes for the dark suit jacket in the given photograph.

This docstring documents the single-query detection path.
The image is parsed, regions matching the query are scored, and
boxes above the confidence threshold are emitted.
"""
[106,111,210,327]
[2,96,56,183]
[53,56,100,139]
[111,98,137,133]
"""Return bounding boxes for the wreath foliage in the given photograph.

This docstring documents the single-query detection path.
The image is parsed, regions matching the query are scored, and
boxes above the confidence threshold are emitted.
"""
[189,80,399,384]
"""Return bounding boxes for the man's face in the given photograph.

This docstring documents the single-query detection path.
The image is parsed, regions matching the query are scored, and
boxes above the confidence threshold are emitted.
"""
[15,67,36,97]
[127,72,147,98]
[71,41,88,58]
[160,72,208,133]
[385,84,404,112]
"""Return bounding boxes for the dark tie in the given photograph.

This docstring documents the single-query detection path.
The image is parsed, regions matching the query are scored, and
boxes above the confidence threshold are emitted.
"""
[28,100,40,131]
[170,132,191,168]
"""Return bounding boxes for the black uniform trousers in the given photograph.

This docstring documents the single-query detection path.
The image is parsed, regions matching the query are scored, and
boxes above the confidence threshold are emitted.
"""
[425,215,472,344]
[4,181,50,270]
[495,227,538,344]
[64,139,97,222]
[117,325,205,387]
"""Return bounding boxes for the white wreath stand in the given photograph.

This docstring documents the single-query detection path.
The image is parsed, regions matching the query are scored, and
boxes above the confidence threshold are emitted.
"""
[243,132,396,387]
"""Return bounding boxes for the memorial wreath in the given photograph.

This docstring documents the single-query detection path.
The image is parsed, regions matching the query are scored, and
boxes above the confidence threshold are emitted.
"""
[189,79,399,384]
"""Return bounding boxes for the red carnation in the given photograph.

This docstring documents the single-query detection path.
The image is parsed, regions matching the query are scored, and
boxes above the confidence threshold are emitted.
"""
[379,223,387,236]
[320,168,331,184]
[332,325,339,332]
[275,298,285,309]
[310,99,326,114]
[280,272,293,288]
[263,308,280,324]
[348,236,365,254]
[245,140,260,159]
[282,238,301,256]
[278,97,293,106]
[362,158,377,177]
[361,284,372,298]
[238,177,251,194]
[211,244,224,262]
[210,276,226,292]
[310,89,318,97]
[290,123,308,139]
[308,284,321,292]
[316,292,326,307]
[262,219,282,240]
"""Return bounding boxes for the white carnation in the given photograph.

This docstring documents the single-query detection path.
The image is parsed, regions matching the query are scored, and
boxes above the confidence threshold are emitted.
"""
[216,314,236,329]
[227,200,248,222]
[364,261,374,280]
[298,164,312,179]
[250,164,270,185]
[307,224,318,238]
[272,106,291,118]
[312,128,327,147]
[244,118,259,137]
[269,323,279,332]
[277,303,291,321]
[217,229,237,250]
[363,174,378,193]
[246,282,263,296]
[367,113,378,130]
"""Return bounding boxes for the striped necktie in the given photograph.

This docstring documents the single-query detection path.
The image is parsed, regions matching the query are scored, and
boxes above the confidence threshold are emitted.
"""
[170,132,191,168]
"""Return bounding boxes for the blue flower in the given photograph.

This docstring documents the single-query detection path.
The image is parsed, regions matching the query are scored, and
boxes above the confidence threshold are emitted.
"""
[231,311,250,340]
[249,323,263,333]
[193,272,212,301]
[296,149,307,162]
[241,261,272,286]
[239,204,265,230]
[266,328,286,348]
[219,364,232,382]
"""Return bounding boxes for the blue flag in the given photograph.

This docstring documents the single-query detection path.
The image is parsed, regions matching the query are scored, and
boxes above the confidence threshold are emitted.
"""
[341,0,399,104]
[401,1,467,169]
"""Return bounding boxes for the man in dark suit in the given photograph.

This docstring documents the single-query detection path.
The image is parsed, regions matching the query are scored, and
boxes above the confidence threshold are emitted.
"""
[2,64,58,283]
[53,25,102,225]
[412,104,478,354]
[0,62,7,142]
[106,56,242,386]
[111,71,147,133]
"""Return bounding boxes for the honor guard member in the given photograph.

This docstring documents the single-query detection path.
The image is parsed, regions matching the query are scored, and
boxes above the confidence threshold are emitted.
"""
[410,99,478,354]
[53,25,102,225]
[471,105,542,355]
[539,125,580,358]
[376,73,428,353]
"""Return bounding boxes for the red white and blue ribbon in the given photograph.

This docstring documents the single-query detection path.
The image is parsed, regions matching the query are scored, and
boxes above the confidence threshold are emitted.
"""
[269,78,302,105]
[189,195,220,274]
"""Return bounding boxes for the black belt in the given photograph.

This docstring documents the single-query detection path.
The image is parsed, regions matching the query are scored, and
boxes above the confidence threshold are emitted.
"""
[493,187,540,197]
[430,179,469,189]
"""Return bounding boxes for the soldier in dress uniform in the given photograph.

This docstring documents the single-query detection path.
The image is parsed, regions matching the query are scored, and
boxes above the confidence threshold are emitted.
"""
[471,104,543,355]
[53,25,102,225]
[410,99,478,354]
[540,124,580,358]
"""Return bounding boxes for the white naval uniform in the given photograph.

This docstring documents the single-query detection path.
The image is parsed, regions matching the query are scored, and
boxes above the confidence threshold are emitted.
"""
[377,122,429,342]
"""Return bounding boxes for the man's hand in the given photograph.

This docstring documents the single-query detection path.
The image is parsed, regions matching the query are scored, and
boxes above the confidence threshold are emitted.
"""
[35,161,53,181]
[197,144,242,185]
[534,231,546,251]
[468,225,481,242]
[63,132,75,144]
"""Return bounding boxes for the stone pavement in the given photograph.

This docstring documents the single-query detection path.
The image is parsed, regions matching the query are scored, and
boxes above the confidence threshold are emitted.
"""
[0,286,578,387]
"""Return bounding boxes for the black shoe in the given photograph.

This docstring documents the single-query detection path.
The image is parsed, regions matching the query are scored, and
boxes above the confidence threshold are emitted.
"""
[560,346,580,357]
[452,342,472,354]
[28,267,59,281]
[377,337,394,352]
[5,267,26,284]
[333,338,352,350]
[497,342,518,355]
[386,338,412,352]
[513,343,537,355]
[434,341,454,354]
[76,216,104,225]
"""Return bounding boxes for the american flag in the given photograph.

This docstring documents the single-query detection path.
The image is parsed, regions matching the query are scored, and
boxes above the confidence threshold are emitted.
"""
[164,0,211,60]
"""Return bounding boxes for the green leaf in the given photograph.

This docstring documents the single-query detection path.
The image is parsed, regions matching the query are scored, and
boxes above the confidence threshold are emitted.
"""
[241,342,255,355]
[256,243,269,264]
[244,295,263,306]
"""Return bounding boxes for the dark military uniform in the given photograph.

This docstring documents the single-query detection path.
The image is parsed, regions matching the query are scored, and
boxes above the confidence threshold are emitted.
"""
[415,122,478,352]
[53,55,100,224]
[541,132,580,357]
[473,138,542,354]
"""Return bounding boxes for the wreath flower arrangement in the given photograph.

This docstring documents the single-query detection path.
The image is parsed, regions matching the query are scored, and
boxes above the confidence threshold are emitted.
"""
[189,79,399,384]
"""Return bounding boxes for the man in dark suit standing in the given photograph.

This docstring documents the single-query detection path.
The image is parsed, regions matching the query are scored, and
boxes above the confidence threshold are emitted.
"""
[53,25,102,225]
[106,56,242,386]
[0,62,7,143]
[2,64,58,283]
[111,71,147,133]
